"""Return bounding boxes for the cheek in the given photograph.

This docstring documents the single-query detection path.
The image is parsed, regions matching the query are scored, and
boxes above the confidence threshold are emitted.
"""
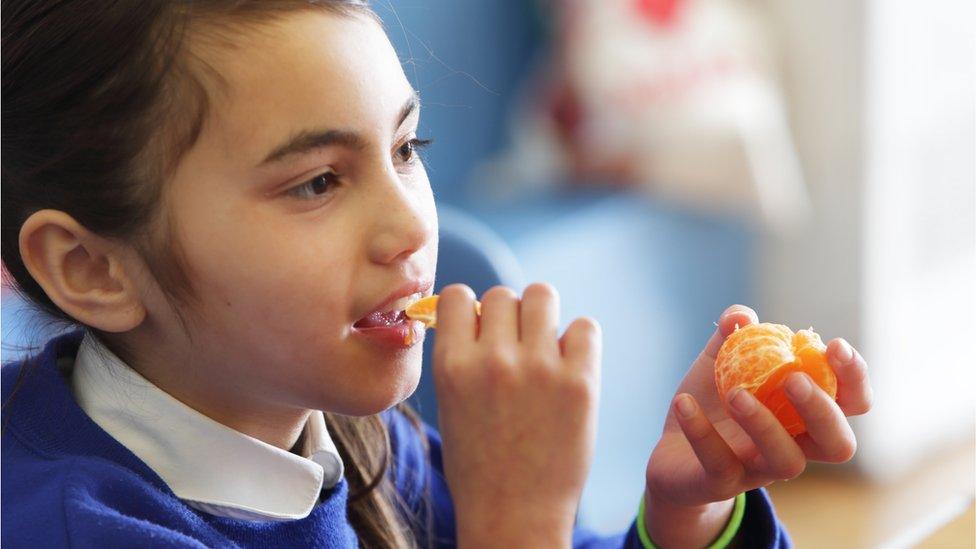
[171,193,356,354]
[207,240,352,335]
[180,231,360,403]
[412,166,439,254]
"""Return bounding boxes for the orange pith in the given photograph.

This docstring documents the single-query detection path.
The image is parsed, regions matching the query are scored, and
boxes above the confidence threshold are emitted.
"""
[404,294,482,329]
[714,323,837,436]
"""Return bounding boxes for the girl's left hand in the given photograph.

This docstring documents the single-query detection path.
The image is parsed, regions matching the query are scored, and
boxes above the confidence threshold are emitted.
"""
[642,305,873,547]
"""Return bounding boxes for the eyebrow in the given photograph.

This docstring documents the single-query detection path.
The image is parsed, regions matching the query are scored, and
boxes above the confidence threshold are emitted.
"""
[258,92,421,167]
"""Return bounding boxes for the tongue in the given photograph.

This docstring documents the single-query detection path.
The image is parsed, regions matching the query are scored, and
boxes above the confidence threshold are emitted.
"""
[354,310,407,329]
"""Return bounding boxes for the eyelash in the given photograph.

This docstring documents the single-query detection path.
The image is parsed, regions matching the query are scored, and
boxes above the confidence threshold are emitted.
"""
[395,137,433,165]
[286,170,340,201]
[286,137,433,201]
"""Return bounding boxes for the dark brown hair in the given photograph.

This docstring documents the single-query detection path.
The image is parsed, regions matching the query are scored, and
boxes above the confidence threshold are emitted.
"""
[2,2,428,546]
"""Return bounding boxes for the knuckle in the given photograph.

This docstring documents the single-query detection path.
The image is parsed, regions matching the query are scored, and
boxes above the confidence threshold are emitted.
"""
[433,344,461,369]
[578,364,602,392]
[806,398,835,424]
[563,374,596,403]
[433,343,449,366]
[525,350,559,371]
[484,361,518,389]
[712,463,744,492]
[645,470,668,497]
[523,282,559,303]
[433,366,461,395]
[842,380,874,416]
[433,347,465,377]
[482,285,518,304]
[483,346,516,371]
[779,459,806,480]
[832,438,857,463]
[858,390,874,414]
[846,359,870,385]
[849,403,870,416]
[440,284,475,304]
[751,416,781,441]
[569,349,602,379]
[568,316,602,340]
[432,356,464,393]
[683,421,712,445]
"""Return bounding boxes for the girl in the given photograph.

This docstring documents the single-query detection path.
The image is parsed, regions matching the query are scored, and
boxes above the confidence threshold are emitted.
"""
[1,1,873,547]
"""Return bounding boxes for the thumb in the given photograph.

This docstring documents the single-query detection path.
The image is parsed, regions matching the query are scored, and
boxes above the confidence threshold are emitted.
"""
[701,305,760,360]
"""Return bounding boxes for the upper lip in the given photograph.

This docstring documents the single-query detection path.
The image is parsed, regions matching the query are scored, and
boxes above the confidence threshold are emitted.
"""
[356,279,434,322]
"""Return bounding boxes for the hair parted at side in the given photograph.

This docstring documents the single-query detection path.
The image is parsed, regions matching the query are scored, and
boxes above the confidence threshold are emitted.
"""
[1,2,430,547]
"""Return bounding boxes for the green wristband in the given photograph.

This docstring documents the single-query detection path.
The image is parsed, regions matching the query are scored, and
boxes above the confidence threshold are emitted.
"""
[636,492,747,549]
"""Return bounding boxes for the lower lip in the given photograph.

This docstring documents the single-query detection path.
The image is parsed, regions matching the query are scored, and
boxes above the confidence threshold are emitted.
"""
[352,319,426,350]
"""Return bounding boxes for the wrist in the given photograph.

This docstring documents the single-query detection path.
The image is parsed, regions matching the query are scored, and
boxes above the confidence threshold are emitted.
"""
[458,526,572,549]
[642,489,737,549]
[456,504,575,549]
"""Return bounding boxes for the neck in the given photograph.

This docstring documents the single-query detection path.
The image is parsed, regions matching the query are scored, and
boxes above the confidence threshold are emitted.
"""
[97,327,311,452]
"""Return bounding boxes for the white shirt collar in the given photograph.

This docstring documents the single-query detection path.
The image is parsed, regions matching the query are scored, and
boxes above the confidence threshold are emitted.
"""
[70,332,344,521]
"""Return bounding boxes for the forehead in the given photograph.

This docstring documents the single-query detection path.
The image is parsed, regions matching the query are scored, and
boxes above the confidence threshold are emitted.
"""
[196,10,412,158]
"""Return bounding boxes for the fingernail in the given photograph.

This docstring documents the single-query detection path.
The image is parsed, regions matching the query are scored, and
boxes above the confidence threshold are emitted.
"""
[785,373,813,401]
[835,340,854,364]
[725,305,756,322]
[730,388,756,415]
[675,394,696,419]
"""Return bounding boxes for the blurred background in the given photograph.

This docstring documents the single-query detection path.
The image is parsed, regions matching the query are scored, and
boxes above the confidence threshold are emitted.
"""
[3,0,973,546]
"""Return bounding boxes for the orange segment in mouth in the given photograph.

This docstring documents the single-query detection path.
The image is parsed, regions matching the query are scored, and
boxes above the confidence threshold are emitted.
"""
[714,322,838,436]
[404,294,482,329]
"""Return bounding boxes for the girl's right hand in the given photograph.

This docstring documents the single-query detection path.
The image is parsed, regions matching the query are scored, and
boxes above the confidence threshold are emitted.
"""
[432,283,602,548]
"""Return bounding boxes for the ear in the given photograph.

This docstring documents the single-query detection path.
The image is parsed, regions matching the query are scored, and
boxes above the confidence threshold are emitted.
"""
[19,209,147,332]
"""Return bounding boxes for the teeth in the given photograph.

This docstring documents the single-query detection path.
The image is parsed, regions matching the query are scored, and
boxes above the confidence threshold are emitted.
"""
[381,292,422,314]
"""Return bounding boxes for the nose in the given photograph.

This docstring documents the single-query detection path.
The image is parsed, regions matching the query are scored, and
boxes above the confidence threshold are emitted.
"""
[365,168,435,265]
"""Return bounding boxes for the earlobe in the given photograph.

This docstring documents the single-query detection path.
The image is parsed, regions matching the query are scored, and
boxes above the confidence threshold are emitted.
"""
[19,209,146,332]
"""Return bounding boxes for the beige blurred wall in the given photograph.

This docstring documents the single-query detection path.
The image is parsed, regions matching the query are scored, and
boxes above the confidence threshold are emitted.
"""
[756,0,975,479]
[758,0,866,339]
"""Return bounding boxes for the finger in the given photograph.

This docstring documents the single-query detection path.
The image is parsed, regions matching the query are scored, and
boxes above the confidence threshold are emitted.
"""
[784,373,857,463]
[520,283,560,354]
[672,394,744,497]
[560,316,602,371]
[435,284,478,344]
[726,388,807,480]
[793,434,854,463]
[702,305,760,360]
[827,338,873,416]
[479,286,520,344]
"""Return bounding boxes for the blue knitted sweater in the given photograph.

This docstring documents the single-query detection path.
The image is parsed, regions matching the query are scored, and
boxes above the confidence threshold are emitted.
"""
[1,331,790,547]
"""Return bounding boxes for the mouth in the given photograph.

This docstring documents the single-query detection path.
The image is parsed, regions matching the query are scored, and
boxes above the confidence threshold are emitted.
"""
[352,292,424,329]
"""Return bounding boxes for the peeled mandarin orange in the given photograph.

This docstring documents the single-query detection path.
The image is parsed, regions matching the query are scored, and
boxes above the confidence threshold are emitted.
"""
[404,294,482,329]
[714,322,837,436]
[405,295,440,328]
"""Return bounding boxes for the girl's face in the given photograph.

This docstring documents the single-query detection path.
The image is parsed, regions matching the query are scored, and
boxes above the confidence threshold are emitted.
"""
[143,10,437,417]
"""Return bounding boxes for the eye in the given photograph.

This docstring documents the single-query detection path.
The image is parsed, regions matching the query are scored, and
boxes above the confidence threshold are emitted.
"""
[394,137,433,164]
[286,171,340,200]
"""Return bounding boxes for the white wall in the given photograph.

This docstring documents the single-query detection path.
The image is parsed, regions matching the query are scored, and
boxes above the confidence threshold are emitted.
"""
[759,0,975,479]
[759,0,866,345]
[859,0,975,479]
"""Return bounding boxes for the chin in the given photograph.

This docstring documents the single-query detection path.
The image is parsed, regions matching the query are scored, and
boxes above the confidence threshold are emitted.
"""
[330,391,413,417]
[323,358,423,417]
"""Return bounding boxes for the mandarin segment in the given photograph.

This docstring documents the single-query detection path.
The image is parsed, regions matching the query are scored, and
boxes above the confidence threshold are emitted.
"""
[405,295,440,328]
[714,323,837,436]
[404,294,482,329]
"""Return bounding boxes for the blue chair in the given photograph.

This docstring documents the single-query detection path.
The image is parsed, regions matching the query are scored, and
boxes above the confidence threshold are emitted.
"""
[407,204,524,427]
